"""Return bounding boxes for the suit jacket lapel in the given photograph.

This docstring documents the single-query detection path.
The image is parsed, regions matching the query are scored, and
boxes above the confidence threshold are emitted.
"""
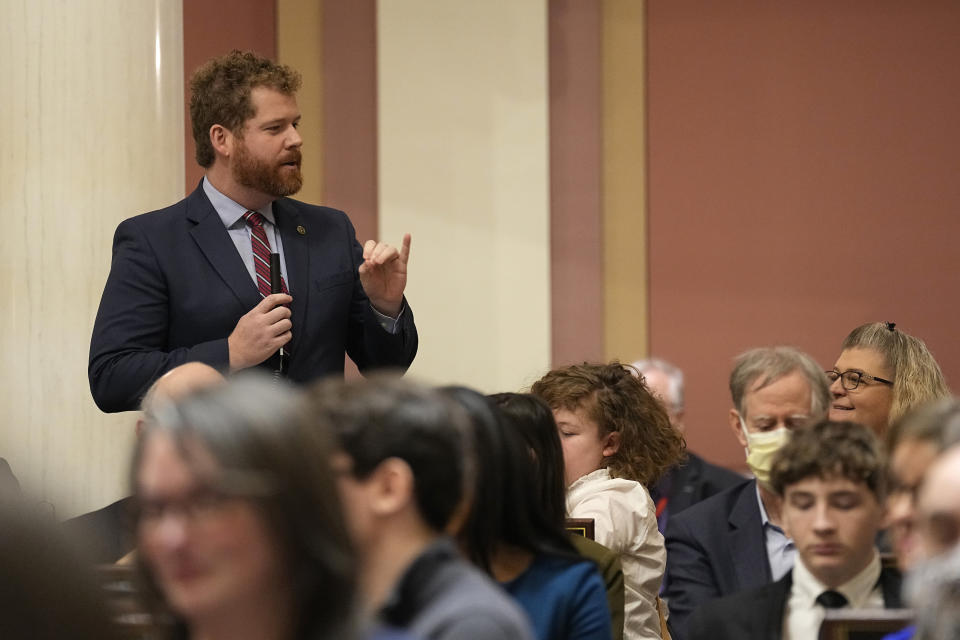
[766,572,792,640]
[185,185,262,310]
[879,566,904,608]
[671,453,703,513]
[729,480,772,591]
[274,199,309,356]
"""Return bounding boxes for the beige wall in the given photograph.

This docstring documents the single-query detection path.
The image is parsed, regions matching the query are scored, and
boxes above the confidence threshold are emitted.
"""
[0,1,184,517]
[377,0,552,393]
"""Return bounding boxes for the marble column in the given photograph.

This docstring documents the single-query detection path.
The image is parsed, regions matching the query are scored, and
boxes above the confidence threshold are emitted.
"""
[0,0,184,517]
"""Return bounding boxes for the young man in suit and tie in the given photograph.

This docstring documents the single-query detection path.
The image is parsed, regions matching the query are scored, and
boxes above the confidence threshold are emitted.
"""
[90,50,417,413]
[688,419,902,640]
[663,347,831,639]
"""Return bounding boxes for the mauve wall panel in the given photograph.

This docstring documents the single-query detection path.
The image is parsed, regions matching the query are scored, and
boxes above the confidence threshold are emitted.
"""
[647,1,960,469]
[549,0,604,366]
[183,0,277,192]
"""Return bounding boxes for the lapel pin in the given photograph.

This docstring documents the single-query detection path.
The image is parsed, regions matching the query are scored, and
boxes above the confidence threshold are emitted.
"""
[297,225,306,235]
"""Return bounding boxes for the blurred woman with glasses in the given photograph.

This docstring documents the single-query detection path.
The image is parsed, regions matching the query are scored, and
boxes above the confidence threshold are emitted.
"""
[131,375,358,640]
[827,321,949,435]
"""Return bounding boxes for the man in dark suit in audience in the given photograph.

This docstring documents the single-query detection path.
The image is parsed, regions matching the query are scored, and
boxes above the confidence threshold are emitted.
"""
[0,458,20,498]
[663,347,832,640]
[688,420,902,640]
[63,363,225,564]
[633,358,745,533]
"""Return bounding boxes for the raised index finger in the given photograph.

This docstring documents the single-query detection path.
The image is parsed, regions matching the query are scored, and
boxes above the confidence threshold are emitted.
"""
[400,233,411,263]
[362,239,377,261]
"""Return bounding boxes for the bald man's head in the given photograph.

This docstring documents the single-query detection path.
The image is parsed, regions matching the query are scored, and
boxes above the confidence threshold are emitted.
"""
[140,363,226,419]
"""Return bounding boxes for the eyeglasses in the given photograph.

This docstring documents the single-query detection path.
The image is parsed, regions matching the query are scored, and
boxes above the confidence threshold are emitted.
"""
[825,370,893,391]
[136,471,275,528]
[135,487,237,528]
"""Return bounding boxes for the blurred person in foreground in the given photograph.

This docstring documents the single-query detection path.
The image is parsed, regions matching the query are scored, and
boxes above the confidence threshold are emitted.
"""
[894,440,960,640]
[311,376,534,640]
[64,362,226,564]
[532,361,685,640]
[633,358,745,533]
[902,544,960,640]
[689,420,902,640]
[491,391,626,640]
[883,398,960,571]
[828,322,949,436]
[663,346,831,640]
[0,500,121,639]
[132,375,358,640]
[446,388,612,640]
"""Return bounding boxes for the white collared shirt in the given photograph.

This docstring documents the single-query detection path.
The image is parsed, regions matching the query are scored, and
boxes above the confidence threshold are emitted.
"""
[783,551,883,640]
[567,468,665,640]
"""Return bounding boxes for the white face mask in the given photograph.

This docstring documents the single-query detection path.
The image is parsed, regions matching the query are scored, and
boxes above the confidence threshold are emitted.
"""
[739,416,791,488]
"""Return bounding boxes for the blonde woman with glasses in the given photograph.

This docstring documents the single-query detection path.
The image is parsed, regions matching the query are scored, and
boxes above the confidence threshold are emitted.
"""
[827,322,950,435]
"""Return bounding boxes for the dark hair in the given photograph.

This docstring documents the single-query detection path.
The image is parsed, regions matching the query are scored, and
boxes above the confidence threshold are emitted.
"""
[841,322,950,427]
[531,361,685,485]
[442,387,576,575]
[130,375,357,640]
[310,376,468,533]
[488,392,567,527]
[0,501,122,639]
[769,419,885,501]
[189,50,302,167]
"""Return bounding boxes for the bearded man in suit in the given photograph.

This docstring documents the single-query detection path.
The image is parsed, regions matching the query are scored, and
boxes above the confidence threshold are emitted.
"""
[90,50,417,413]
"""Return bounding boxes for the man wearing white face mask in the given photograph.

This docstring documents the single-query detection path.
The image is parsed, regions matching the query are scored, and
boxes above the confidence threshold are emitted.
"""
[663,347,831,640]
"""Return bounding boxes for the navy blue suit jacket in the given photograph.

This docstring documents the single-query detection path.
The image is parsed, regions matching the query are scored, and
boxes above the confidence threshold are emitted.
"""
[61,496,135,564]
[687,566,903,640]
[652,451,745,530]
[89,184,418,412]
[663,478,768,640]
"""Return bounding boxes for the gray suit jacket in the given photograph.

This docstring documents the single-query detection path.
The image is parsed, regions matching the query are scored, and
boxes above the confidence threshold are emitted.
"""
[380,538,534,640]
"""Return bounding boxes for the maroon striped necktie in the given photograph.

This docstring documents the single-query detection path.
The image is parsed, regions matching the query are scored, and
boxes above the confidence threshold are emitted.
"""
[242,211,288,297]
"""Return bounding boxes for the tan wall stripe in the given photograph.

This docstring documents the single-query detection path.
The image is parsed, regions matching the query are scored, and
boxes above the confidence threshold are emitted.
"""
[602,0,648,363]
[277,0,325,207]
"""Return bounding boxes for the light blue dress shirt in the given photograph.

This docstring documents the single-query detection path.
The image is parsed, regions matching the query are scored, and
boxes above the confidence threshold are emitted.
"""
[756,484,796,581]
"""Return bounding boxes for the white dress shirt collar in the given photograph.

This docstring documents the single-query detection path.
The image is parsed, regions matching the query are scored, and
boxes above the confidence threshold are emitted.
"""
[792,549,881,608]
[783,550,883,640]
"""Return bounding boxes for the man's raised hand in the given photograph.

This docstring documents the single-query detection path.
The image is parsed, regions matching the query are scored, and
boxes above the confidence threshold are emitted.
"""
[359,233,411,318]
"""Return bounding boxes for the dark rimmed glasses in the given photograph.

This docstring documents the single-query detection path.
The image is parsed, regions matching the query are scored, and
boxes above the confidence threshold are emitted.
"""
[826,369,893,391]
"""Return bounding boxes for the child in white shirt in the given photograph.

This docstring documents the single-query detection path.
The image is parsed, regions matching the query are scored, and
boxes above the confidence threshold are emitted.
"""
[532,362,685,640]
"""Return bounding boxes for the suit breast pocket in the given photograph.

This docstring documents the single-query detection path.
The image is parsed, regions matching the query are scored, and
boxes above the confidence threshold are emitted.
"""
[314,270,354,293]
